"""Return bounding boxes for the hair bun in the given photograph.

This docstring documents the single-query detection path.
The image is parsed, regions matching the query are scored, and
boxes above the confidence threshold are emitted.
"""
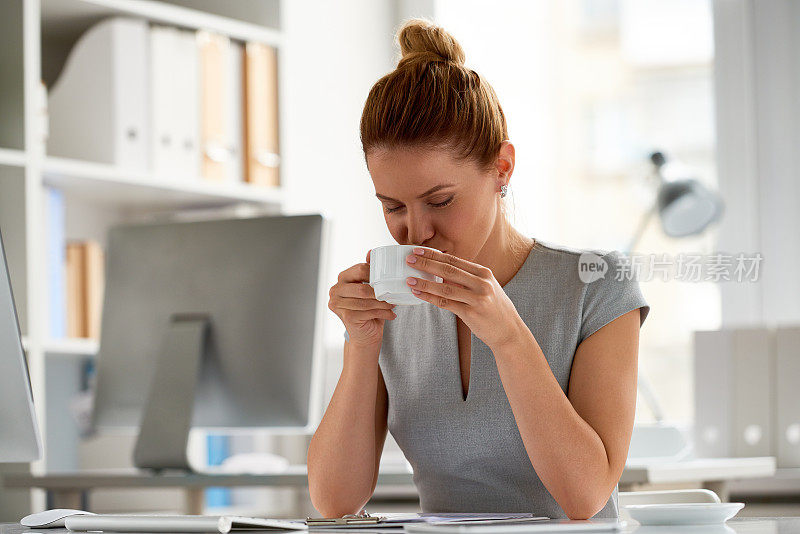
[396,18,466,69]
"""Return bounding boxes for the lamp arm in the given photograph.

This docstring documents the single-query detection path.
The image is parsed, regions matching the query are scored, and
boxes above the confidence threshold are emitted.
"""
[637,369,665,423]
[626,202,657,256]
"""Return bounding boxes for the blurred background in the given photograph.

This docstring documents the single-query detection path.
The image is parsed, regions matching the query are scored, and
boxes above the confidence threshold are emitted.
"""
[0,0,798,523]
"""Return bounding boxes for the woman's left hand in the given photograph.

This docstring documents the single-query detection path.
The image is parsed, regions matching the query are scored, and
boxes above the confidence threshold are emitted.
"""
[405,247,525,350]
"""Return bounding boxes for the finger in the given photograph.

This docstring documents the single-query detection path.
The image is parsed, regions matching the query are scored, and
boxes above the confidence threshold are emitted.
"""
[346,308,396,322]
[336,280,383,300]
[406,275,470,305]
[335,295,395,311]
[338,263,371,283]
[412,247,488,277]
[408,286,467,315]
[406,249,484,290]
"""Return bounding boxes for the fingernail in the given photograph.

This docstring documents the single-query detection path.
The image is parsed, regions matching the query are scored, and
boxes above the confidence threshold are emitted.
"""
[406,254,417,264]
[406,277,417,286]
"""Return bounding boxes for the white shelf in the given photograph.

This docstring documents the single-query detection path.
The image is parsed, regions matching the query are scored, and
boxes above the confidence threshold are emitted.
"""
[22,336,99,358]
[3,0,288,499]
[42,0,283,47]
[0,147,26,167]
[43,156,283,209]
[43,338,98,357]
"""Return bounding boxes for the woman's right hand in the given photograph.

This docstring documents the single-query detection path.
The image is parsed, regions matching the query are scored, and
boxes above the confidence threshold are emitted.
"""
[328,250,396,348]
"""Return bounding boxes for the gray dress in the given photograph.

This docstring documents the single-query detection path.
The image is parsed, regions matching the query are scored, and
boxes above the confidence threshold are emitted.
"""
[349,239,649,518]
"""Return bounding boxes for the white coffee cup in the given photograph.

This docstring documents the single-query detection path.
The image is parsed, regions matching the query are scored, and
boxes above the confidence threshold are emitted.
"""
[369,245,443,305]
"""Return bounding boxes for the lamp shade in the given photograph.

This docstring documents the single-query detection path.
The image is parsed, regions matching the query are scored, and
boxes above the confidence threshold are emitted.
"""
[656,178,724,238]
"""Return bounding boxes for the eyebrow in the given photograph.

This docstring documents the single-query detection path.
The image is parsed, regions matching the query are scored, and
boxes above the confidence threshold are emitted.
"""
[375,184,456,202]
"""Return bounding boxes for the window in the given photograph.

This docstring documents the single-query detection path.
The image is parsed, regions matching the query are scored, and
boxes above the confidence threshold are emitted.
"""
[436,0,720,423]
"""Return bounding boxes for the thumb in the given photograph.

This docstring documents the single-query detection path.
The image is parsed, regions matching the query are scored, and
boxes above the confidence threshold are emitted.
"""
[366,249,371,264]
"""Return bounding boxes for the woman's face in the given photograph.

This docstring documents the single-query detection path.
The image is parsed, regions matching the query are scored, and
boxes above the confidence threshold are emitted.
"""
[367,145,511,261]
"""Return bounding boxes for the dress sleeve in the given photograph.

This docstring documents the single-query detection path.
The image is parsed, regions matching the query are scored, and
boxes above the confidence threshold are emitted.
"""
[579,250,650,344]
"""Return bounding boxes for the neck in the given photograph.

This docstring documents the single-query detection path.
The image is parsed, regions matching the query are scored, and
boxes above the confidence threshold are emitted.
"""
[474,214,534,287]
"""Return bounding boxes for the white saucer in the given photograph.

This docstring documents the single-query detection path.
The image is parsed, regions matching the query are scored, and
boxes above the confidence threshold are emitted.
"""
[624,503,744,526]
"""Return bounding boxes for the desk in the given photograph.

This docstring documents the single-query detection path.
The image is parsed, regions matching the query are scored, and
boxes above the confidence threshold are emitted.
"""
[2,518,799,533]
[2,458,776,514]
[619,457,776,501]
[729,467,800,499]
[1,466,414,514]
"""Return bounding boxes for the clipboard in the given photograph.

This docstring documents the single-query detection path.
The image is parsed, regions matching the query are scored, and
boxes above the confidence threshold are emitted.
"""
[306,515,384,527]
[306,513,545,529]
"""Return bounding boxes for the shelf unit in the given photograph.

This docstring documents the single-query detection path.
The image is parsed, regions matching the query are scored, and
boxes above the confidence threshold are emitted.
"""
[0,148,27,168]
[22,335,99,358]
[43,156,285,209]
[0,0,284,516]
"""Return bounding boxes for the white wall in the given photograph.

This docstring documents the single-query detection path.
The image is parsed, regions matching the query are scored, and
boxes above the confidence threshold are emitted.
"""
[277,2,414,507]
[713,0,800,326]
[280,0,397,355]
[434,0,557,241]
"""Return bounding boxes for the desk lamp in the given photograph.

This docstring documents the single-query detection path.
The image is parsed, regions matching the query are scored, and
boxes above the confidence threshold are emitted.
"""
[628,151,724,424]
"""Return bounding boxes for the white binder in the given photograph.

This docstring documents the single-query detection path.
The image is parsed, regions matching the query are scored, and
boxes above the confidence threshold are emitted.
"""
[776,326,800,467]
[150,26,200,180]
[226,40,244,183]
[174,29,201,179]
[47,17,149,170]
[694,327,774,458]
[149,25,178,178]
[694,329,734,457]
[733,327,774,458]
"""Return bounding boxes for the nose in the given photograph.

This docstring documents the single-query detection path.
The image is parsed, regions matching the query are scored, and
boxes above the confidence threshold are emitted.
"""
[406,211,434,245]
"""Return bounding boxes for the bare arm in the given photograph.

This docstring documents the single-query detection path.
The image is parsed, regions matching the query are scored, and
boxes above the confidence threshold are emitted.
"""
[492,309,641,519]
[307,339,389,517]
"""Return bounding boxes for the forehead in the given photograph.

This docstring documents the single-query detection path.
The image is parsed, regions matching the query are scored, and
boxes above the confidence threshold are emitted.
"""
[367,146,475,196]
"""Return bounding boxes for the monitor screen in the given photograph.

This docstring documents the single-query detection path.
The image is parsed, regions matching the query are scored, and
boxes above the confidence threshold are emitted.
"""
[92,214,329,433]
[0,227,43,463]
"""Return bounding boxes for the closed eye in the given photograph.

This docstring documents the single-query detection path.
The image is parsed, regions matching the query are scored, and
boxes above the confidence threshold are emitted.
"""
[385,197,454,214]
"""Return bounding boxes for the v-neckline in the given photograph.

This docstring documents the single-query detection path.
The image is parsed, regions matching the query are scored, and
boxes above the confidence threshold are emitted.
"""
[451,313,474,403]
[447,239,537,404]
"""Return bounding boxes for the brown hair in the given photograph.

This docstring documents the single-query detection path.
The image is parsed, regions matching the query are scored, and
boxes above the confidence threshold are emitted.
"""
[360,18,509,173]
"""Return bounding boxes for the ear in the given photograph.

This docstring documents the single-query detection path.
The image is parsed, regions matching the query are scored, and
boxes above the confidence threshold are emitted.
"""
[494,140,515,181]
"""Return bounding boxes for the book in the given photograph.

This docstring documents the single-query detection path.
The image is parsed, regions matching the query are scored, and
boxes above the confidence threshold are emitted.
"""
[66,242,86,339]
[84,241,105,340]
[65,241,105,340]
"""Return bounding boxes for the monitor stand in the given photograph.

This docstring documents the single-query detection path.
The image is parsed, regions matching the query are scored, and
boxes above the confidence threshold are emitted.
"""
[133,314,210,471]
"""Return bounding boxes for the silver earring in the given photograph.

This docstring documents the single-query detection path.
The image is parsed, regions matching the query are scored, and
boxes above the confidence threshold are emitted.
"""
[500,184,508,198]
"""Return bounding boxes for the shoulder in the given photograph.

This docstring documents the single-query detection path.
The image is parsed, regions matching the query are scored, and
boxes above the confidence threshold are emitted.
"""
[529,238,626,282]
[530,239,649,339]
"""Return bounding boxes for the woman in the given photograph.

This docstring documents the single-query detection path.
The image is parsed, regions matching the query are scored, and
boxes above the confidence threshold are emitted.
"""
[308,18,649,520]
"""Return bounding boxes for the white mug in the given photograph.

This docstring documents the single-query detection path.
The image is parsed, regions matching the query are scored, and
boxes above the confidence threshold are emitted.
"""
[369,245,443,305]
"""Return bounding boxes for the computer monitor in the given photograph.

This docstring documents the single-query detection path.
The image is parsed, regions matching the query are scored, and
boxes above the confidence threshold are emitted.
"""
[91,214,330,470]
[0,227,43,463]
